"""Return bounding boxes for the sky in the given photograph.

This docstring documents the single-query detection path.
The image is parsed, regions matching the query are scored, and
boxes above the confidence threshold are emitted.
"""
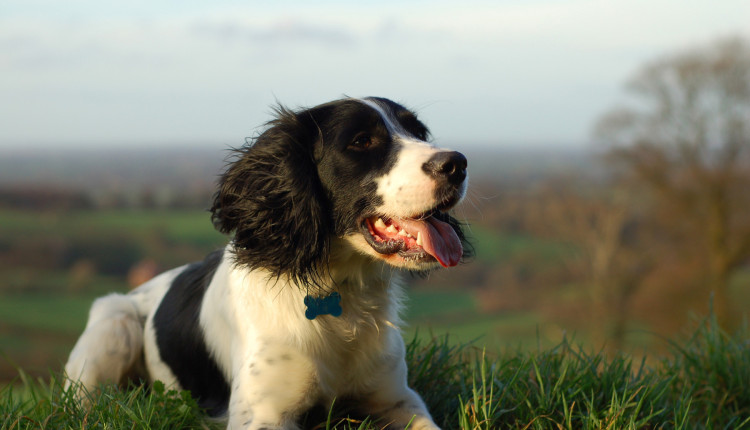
[2,0,750,151]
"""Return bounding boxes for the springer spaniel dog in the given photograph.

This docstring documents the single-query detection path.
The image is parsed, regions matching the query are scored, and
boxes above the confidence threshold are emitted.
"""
[64,97,469,429]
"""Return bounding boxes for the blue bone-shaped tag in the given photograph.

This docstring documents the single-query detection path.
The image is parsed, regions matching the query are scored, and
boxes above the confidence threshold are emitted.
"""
[304,292,343,320]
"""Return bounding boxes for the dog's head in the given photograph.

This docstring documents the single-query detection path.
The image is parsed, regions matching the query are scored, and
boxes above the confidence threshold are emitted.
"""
[211,97,470,286]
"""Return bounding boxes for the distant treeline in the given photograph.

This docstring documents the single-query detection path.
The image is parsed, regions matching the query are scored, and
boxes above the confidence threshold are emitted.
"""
[0,186,91,211]
[0,185,213,211]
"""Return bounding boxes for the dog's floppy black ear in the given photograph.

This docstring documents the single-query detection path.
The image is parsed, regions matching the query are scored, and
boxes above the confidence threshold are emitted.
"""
[211,106,331,287]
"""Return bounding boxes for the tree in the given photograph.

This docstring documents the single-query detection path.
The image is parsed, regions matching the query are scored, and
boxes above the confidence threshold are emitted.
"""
[532,179,655,351]
[595,37,750,329]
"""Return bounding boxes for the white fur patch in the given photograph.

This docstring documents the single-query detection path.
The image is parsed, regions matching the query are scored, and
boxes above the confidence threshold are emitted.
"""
[374,136,442,217]
[64,294,143,390]
[357,98,448,218]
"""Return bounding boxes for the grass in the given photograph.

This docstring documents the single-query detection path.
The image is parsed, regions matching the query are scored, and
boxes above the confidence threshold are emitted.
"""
[3,314,749,429]
[1,375,213,430]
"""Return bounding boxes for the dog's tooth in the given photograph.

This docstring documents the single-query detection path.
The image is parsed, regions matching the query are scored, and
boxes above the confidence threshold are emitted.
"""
[386,225,398,234]
[374,218,387,229]
[416,231,423,246]
[398,229,409,237]
[406,232,414,239]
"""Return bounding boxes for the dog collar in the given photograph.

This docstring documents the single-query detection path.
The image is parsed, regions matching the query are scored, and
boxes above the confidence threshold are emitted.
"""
[304,292,343,320]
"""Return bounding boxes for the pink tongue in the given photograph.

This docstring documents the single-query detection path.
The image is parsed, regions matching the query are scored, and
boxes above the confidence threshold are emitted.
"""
[398,217,463,267]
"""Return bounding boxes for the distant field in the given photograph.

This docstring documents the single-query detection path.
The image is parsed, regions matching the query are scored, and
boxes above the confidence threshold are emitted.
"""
[404,289,566,353]
[467,224,571,264]
[0,208,226,381]
[1,207,649,378]
[0,294,99,334]
[0,287,554,383]
[0,207,543,382]
[0,207,678,384]
[0,208,225,248]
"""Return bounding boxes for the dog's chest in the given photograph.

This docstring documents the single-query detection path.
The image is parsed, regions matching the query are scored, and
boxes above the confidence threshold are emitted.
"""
[216,264,403,396]
[309,314,399,396]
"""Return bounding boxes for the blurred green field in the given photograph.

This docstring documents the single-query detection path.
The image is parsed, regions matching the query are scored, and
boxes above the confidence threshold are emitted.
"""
[0,209,228,247]
[404,290,569,353]
[0,294,99,334]
[0,288,552,382]
[0,208,558,380]
[0,209,226,380]
[0,207,684,383]
[467,224,571,264]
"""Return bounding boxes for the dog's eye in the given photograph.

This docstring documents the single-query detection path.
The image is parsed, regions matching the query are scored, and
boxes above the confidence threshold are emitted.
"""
[349,134,372,150]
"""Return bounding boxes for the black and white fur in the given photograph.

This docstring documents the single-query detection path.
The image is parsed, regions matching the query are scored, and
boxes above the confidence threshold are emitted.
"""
[65,97,470,430]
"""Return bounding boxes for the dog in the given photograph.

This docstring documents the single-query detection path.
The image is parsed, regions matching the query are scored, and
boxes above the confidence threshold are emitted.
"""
[64,97,470,429]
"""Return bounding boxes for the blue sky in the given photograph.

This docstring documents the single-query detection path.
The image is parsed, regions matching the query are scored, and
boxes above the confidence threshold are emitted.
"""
[2,0,749,151]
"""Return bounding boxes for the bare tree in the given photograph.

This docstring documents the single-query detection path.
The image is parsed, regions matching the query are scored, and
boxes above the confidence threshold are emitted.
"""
[595,37,750,329]
[533,179,655,351]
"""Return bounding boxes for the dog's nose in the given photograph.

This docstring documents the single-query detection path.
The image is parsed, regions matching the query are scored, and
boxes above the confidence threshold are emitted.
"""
[422,151,468,185]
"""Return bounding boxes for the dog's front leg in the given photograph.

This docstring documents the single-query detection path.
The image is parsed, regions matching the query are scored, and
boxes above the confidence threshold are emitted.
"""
[365,360,440,430]
[227,345,317,430]
[369,388,440,430]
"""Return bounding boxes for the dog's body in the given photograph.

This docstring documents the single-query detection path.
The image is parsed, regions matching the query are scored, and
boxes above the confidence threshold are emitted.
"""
[65,97,469,430]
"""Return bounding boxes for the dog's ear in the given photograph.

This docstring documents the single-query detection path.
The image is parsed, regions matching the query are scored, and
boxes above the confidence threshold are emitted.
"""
[210,105,331,287]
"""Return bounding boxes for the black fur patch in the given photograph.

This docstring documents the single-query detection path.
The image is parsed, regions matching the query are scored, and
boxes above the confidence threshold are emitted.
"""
[153,249,229,416]
[210,105,333,289]
[210,99,410,287]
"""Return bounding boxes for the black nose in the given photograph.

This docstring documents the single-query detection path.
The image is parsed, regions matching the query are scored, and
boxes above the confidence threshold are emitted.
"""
[422,151,468,185]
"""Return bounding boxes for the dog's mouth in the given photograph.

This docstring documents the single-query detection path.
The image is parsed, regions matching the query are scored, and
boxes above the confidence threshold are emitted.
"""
[360,211,463,268]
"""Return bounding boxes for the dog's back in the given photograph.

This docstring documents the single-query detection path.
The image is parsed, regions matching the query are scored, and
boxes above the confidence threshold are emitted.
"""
[64,293,144,395]
[64,266,180,398]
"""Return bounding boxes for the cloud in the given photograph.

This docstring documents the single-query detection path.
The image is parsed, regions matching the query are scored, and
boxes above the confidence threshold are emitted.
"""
[2,0,750,147]
[190,19,357,48]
